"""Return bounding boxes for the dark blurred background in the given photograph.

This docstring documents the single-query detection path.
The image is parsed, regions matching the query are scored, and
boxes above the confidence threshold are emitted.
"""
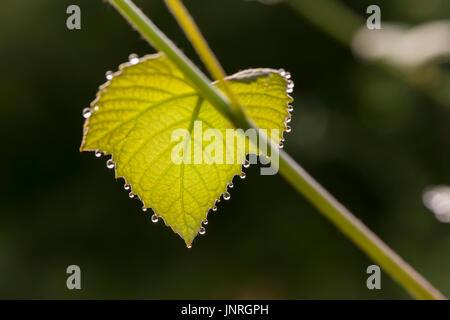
[0,0,449,299]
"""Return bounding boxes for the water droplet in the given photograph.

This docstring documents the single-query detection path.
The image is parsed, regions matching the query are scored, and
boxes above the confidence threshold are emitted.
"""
[279,141,284,149]
[223,193,231,200]
[124,184,130,190]
[187,245,192,249]
[106,159,115,169]
[105,71,113,80]
[199,227,206,235]
[129,192,134,198]
[240,172,246,179]
[287,80,294,89]
[129,53,139,65]
[287,105,294,113]
[243,160,250,168]
[212,206,217,212]
[216,198,221,203]
[95,150,102,158]
[279,69,286,77]
[286,125,291,133]
[151,214,159,223]
[285,117,291,124]
[287,87,293,93]
[82,107,92,119]
[228,182,234,189]
[142,207,147,212]
[94,105,99,111]
[285,72,291,79]
[202,220,208,225]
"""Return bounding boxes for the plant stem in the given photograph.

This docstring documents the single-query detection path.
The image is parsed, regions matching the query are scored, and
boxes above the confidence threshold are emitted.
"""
[108,0,446,300]
[109,0,234,122]
[165,0,245,116]
[279,151,446,300]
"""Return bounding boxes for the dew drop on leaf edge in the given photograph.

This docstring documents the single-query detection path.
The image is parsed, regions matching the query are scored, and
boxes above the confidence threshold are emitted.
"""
[82,107,92,119]
[106,159,115,169]
[129,53,139,65]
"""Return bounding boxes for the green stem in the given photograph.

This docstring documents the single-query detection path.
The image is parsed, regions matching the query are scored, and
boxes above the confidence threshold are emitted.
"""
[279,151,445,300]
[164,0,247,117]
[108,0,446,300]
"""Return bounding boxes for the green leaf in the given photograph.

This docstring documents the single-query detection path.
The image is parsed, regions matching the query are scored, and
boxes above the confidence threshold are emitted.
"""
[80,53,293,246]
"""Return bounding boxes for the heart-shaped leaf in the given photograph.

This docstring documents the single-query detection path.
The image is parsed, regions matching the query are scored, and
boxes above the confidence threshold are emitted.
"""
[80,53,293,246]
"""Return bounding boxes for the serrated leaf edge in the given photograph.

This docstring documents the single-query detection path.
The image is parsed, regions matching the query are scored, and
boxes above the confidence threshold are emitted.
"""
[80,53,294,247]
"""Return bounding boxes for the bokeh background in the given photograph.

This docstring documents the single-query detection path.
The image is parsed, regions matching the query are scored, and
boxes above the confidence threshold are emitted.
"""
[0,0,449,299]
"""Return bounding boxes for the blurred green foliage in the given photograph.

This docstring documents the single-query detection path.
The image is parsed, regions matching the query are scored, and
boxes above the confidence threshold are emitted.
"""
[0,0,449,299]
